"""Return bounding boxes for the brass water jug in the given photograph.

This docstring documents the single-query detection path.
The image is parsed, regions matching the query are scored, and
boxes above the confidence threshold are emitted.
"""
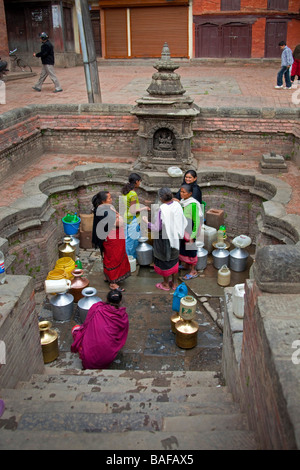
[39,321,59,363]
[59,237,76,261]
[175,296,199,349]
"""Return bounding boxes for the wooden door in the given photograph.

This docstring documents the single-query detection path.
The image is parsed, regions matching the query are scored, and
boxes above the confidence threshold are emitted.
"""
[91,10,102,56]
[222,24,251,58]
[265,20,287,58]
[28,6,52,53]
[63,7,74,52]
[195,24,219,58]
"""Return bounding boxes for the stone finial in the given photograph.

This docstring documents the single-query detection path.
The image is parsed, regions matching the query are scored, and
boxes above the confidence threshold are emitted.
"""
[161,42,171,61]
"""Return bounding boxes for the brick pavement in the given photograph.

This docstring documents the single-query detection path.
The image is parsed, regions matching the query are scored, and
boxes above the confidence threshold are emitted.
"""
[1,61,300,111]
[0,61,299,215]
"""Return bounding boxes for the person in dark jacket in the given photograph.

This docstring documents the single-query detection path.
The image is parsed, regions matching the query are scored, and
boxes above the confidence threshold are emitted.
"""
[32,32,62,93]
[173,169,202,204]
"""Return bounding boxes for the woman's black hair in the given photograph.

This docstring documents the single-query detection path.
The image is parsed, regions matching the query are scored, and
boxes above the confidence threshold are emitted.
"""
[180,183,193,193]
[184,169,197,180]
[158,187,173,202]
[107,289,122,306]
[121,173,142,195]
[92,191,109,210]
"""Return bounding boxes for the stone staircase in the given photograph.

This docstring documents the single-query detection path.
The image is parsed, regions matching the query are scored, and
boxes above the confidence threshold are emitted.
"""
[0,354,258,450]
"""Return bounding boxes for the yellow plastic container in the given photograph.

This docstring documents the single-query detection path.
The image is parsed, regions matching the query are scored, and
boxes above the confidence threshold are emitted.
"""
[55,257,76,280]
[46,268,67,280]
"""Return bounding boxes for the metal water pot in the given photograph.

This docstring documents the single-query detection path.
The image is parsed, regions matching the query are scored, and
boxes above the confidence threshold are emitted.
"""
[69,235,80,256]
[196,242,208,270]
[212,242,229,269]
[78,287,101,323]
[59,237,76,261]
[229,246,249,272]
[50,291,74,322]
[136,237,153,265]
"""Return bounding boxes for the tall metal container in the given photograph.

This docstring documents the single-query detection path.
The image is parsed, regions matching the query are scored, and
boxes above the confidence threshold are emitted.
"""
[229,234,251,272]
[136,237,153,265]
[78,287,102,323]
[229,247,249,272]
[50,291,74,322]
[212,242,229,269]
[196,242,208,270]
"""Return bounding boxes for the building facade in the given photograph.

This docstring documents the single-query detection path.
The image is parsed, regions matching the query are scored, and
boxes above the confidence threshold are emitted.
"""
[193,0,300,59]
[0,0,299,63]
[1,0,80,66]
[99,0,300,59]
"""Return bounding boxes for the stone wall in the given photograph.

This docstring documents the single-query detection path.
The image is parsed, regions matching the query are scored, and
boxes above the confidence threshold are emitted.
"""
[192,109,300,165]
[222,245,300,450]
[0,274,45,389]
[0,105,299,184]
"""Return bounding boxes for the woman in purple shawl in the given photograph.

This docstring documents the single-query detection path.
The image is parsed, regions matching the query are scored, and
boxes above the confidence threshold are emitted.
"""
[71,290,128,369]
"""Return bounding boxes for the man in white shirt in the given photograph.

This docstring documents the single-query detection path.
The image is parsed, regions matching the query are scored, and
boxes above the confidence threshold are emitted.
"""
[275,40,294,90]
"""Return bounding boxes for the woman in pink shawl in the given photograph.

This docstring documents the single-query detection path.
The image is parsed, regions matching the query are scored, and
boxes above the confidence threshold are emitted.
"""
[71,290,128,369]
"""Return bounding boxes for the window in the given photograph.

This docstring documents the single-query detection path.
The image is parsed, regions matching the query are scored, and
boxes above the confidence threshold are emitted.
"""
[267,0,289,10]
[221,0,241,10]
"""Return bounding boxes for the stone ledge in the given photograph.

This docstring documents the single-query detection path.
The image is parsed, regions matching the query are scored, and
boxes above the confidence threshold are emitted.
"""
[0,104,299,132]
[254,245,300,293]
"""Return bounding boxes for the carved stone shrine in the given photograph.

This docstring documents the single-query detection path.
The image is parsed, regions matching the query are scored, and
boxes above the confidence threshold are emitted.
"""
[132,43,199,171]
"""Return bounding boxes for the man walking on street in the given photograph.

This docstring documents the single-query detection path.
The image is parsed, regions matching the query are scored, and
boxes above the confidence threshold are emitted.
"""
[275,40,294,90]
[32,32,63,93]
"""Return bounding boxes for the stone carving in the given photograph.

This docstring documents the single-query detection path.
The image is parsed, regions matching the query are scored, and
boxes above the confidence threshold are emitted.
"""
[131,43,199,171]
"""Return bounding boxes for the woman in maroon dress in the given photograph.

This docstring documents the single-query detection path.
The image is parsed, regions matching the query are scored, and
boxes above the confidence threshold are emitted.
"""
[71,290,129,369]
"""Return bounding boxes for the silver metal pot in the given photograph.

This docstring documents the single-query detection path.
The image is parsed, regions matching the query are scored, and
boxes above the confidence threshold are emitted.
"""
[69,235,80,256]
[229,247,249,272]
[50,291,74,322]
[212,242,229,269]
[136,237,153,265]
[196,242,208,270]
[78,287,101,323]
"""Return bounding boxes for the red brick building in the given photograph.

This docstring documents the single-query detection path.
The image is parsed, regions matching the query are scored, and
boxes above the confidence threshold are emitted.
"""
[0,0,78,66]
[1,0,300,63]
[193,0,300,59]
[99,0,300,59]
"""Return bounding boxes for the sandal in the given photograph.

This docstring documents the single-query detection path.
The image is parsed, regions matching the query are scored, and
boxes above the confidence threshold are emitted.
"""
[182,273,198,280]
[169,281,177,291]
[109,284,125,292]
[156,282,170,291]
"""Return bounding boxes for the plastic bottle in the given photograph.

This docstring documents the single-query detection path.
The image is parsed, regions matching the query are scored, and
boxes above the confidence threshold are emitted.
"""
[0,251,6,284]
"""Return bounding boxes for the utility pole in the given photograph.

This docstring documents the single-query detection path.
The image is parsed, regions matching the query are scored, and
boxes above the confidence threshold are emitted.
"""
[75,0,101,103]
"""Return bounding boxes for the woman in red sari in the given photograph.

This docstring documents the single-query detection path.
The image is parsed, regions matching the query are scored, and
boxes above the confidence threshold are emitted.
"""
[71,290,128,369]
[92,191,130,292]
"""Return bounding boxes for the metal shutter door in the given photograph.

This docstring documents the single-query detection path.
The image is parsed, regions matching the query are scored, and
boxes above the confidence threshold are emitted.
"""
[130,6,188,58]
[104,8,128,58]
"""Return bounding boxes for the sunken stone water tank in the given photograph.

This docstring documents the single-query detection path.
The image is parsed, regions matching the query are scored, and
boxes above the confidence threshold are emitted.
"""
[132,43,199,171]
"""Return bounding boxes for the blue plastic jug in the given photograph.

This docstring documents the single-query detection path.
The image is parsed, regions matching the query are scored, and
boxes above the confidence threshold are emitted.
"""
[172,282,188,312]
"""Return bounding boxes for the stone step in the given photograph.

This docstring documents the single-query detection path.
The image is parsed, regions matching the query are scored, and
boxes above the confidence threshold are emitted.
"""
[0,365,258,450]
[20,369,221,389]
[0,384,232,404]
[2,397,241,418]
[1,407,248,434]
[162,413,249,432]
[0,429,258,450]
